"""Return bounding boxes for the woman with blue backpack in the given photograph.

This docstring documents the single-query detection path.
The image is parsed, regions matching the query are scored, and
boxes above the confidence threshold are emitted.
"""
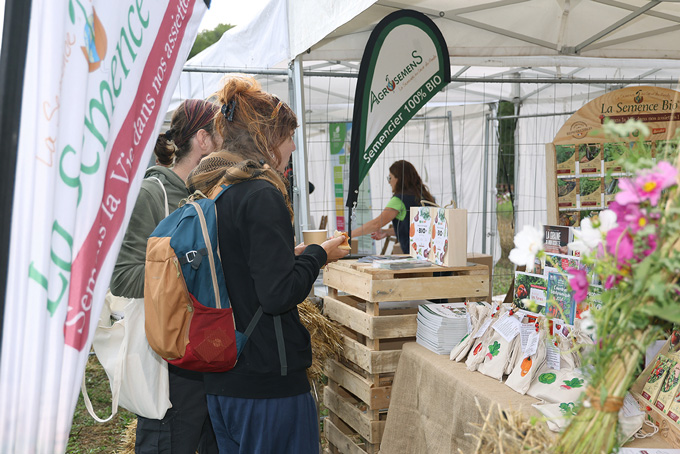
[185,74,348,454]
[110,99,222,454]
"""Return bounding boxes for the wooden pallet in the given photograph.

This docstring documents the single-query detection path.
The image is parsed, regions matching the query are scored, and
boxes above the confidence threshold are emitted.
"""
[322,259,487,453]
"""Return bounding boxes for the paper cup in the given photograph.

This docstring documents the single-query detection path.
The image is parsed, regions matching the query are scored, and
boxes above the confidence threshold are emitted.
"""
[303,230,328,245]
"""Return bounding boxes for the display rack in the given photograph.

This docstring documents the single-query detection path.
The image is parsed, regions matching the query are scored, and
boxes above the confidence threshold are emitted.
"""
[322,258,488,454]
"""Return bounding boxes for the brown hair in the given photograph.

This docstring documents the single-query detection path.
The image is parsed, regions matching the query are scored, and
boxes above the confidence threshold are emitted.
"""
[389,160,436,204]
[213,74,298,169]
[154,99,219,166]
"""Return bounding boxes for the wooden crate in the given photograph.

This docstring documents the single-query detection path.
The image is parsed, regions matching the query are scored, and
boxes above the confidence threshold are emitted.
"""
[630,337,680,447]
[323,260,489,303]
[322,259,487,453]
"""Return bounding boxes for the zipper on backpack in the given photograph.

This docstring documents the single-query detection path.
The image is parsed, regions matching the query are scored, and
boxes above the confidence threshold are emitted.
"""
[173,257,180,278]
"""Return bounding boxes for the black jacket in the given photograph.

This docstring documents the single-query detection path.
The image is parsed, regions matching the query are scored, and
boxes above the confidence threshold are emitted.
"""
[204,179,326,398]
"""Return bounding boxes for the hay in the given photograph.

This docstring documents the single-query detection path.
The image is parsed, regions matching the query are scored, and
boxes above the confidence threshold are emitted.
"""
[462,399,555,454]
[117,418,136,454]
[298,298,344,382]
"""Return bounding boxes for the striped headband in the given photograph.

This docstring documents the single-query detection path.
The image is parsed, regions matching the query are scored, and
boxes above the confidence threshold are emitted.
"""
[172,99,219,147]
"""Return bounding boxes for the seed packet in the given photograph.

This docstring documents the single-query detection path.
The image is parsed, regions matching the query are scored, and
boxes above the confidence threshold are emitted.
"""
[654,359,680,412]
[578,143,601,175]
[555,144,576,176]
[640,355,673,404]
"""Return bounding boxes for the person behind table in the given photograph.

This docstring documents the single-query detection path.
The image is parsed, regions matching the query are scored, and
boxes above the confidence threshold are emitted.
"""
[185,74,348,454]
[110,99,222,454]
[351,160,435,253]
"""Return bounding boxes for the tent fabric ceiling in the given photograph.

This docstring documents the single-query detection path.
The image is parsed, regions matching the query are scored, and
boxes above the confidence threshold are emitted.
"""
[307,0,680,62]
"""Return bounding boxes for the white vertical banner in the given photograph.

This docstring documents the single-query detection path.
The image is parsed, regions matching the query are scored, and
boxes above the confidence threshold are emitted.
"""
[0,0,207,452]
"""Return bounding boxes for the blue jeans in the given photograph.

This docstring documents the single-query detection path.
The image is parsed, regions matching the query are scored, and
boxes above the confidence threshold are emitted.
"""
[206,392,319,454]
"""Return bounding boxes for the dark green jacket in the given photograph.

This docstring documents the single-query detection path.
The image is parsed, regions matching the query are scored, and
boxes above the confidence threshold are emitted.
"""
[110,166,189,298]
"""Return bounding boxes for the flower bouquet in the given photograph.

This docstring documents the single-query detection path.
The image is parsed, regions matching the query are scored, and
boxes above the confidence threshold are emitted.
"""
[509,119,680,453]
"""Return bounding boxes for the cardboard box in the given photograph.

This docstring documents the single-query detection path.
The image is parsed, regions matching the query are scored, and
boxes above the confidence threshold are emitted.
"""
[468,252,492,300]
[430,207,467,266]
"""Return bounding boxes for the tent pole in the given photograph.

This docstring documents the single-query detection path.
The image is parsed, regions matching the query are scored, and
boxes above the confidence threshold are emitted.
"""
[288,56,311,241]
[446,111,458,208]
[0,0,32,360]
[482,107,492,255]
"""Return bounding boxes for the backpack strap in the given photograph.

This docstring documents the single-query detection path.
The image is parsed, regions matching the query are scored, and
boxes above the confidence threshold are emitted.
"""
[189,200,222,309]
[147,176,169,218]
[273,315,287,376]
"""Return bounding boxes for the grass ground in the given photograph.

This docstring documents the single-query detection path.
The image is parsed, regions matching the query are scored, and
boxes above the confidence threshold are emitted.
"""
[67,355,135,454]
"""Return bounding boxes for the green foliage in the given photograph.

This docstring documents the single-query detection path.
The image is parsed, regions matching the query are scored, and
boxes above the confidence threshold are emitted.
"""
[189,23,234,59]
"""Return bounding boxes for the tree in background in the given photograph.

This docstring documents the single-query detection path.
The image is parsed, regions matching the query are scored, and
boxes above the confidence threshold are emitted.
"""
[496,100,518,194]
[189,23,233,59]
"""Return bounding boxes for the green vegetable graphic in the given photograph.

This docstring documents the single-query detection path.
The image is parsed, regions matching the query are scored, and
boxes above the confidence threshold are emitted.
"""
[486,341,500,360]
[559,402,577,416]
[539,373,557,384]
[561,378,584,389]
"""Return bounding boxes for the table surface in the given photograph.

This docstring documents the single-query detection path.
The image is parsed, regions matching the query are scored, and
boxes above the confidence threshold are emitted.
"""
[379,342,672,454]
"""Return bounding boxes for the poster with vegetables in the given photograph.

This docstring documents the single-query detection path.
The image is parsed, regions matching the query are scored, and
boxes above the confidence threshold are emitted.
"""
[409,207,432,260]
[546,272,576,324]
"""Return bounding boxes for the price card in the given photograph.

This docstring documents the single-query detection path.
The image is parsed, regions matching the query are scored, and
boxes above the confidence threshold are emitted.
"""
[474,318,492,339]
[523,330,539,358]
[520,323,535,351]
[492,313,521,343]
[545,340,561,370]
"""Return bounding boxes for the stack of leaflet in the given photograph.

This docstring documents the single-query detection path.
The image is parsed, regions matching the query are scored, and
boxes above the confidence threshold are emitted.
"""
[416,303,468,355]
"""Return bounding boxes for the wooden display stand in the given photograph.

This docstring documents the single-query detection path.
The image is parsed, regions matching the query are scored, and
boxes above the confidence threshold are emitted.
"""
[546,86,680,226]
[630,337,680,448]
[322,259,488,454]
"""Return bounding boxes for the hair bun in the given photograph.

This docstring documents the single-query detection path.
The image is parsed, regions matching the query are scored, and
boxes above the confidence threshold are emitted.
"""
[164,129,174,140]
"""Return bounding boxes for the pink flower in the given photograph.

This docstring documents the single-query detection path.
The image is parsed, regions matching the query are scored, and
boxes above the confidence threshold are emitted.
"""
[615,178,641,206]
[609,201,649,233]
[615,161,678,207]
[605,274,618,290]
[568,267,589,303]
[606,226,635,263]
[643,234,658,257]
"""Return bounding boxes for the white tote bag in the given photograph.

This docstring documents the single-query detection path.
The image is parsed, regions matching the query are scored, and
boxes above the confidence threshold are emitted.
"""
[82,292,172,421]
[81,177,171,421]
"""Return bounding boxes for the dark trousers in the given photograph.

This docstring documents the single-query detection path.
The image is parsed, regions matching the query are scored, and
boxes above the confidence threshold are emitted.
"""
[206,392,319,454]
[135,365,218,454]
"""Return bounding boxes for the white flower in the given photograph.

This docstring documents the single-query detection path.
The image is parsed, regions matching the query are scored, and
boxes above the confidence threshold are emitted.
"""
[509,225,543,272]
[568,210,618,254]
[598,209,617,234]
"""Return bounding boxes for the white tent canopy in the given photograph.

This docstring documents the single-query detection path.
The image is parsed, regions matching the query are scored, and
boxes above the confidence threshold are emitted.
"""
[172,0,680,263]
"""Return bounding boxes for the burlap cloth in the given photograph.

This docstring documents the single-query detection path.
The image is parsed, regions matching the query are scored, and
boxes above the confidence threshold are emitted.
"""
[379,342,671,453]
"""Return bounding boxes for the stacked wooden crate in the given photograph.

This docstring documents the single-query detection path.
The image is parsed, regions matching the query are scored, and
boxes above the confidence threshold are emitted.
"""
[322,259,488,453]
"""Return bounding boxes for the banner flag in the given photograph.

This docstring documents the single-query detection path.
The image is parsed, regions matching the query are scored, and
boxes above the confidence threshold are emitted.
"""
[0,0,207,451]
[346,9,449,222]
